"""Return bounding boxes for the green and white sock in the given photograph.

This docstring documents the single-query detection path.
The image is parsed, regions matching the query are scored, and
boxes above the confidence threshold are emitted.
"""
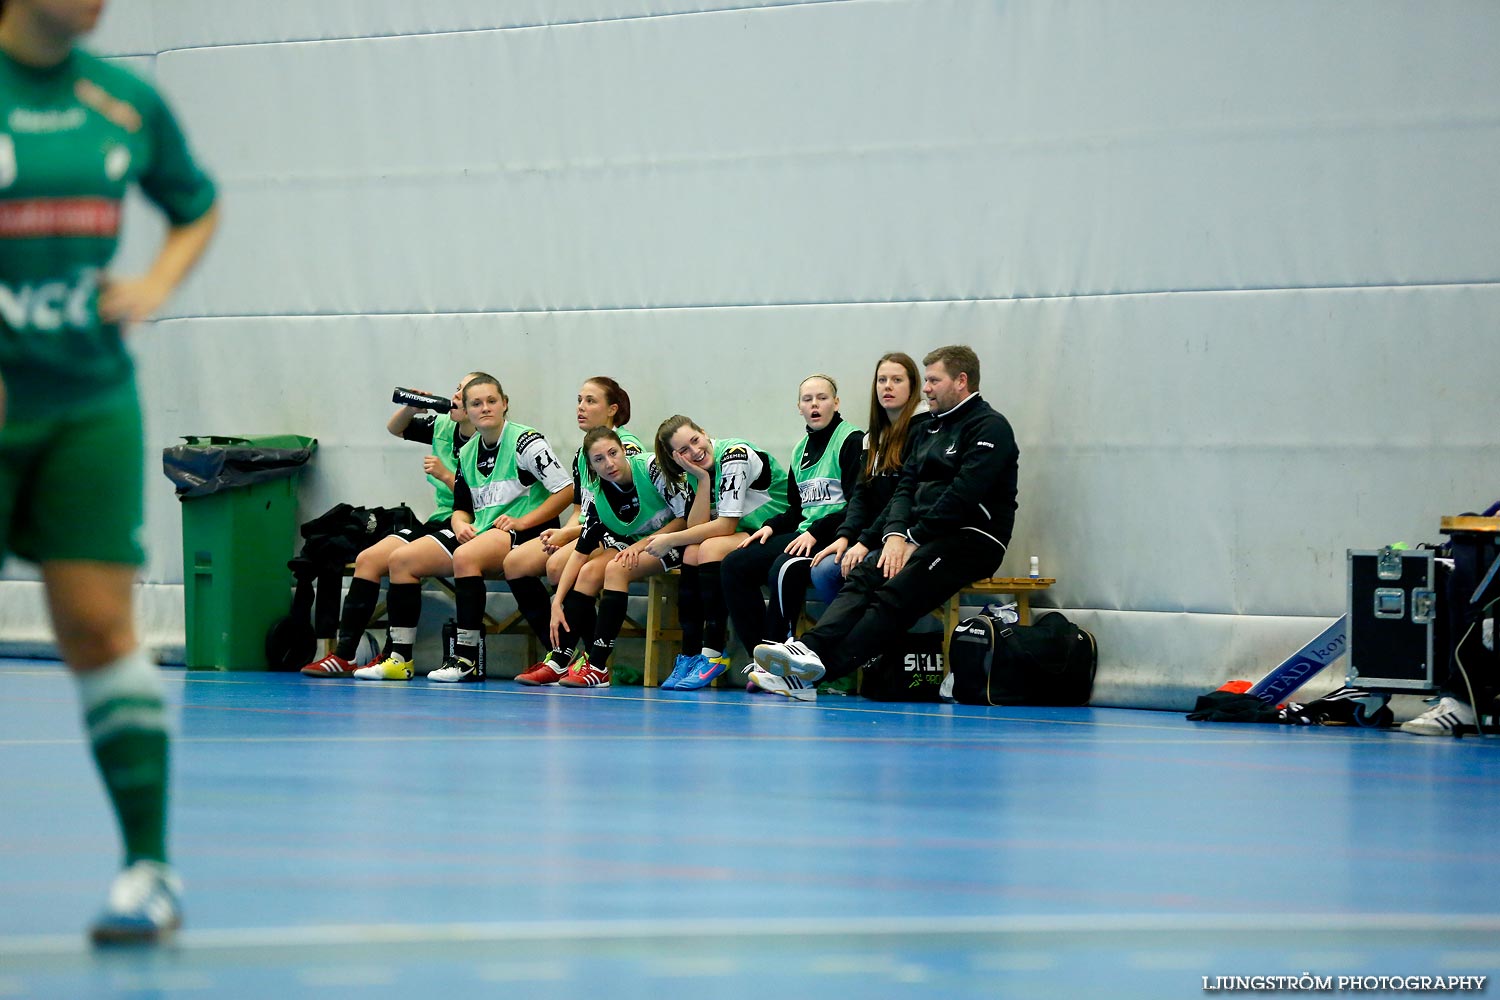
[76,650,170,866]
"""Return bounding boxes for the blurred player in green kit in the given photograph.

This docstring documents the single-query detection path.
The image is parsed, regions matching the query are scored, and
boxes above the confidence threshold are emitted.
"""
[0,0,218,944]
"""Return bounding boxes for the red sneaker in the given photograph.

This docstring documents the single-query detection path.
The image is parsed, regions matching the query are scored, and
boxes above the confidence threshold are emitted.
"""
[558,650,610,688]
[515,656,568,686]
[300,653,357,677]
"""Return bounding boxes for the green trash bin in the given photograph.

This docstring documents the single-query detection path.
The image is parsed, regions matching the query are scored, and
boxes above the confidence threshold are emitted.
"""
[163,434,317,670]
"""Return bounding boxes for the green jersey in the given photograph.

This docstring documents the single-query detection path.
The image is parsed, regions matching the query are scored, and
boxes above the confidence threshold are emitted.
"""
[427,418,465,522]
[792,418,860,533]
[0,48,216,416]
[456,420,570,534]
[686,437,789,534]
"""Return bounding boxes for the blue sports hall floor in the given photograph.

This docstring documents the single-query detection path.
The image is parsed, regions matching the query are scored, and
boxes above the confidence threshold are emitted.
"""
[1,658,1497,999]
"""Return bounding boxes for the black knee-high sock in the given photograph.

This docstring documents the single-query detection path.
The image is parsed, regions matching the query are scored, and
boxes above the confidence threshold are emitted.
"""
[386,582,422,660]
[334,577,381,659]
[699,561,727,653]
[768,557,813,643]
[507,576,553,647]
[455,576,487,662]
[677,564,703,654]
[558,590,598,655]
[589,589,629,666]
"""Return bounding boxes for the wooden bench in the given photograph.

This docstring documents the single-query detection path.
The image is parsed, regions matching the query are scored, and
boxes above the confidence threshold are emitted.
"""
[640,573,1055,687]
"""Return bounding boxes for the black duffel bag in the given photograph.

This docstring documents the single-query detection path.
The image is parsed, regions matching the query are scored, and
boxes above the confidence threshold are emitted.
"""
[860,629,945,702]
[949,610,1097,706]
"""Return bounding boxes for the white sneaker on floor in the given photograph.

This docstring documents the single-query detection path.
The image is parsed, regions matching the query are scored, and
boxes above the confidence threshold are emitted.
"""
[746,666,817,702]
[90,861,182,946]
[354,655,414,681]
[427,655,485,682]
[1400,696,1477,736]
[753,639,826,683]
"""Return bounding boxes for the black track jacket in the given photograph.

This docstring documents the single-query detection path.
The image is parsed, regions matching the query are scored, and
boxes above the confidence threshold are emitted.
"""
[881,393,1018,554]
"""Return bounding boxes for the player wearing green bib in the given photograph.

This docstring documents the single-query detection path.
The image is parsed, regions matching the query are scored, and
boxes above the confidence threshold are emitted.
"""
[359,373,574,682]
[541,426,690,687]
[300,372,480,678]
[0,0,219,946]
[723,375,864,697]
[646,415,789,690]
[508,377,641,686]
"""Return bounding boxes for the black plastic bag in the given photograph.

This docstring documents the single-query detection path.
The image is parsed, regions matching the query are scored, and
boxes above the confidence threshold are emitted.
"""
[162,435,316,499]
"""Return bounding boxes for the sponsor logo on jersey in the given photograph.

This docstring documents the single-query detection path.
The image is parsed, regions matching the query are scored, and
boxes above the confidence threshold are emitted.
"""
[797,477,844,506]
[638,508,673,534]
[0,269,99,332]
[944,444,958,456]
[0,198,121,238]
[7,106,87,133]
[74,79,142,133]
[976,440,994,449]
[472,479,529,511]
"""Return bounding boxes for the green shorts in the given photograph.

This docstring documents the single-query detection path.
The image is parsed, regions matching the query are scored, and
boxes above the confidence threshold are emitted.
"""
[0,387,145,566]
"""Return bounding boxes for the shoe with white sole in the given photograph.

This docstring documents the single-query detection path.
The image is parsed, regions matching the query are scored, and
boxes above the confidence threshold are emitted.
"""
[746,665,817,702]
[427,655,485,682]
[1400,696,1477,736]
[89,860,182,947]
[354,655,414,681]
[753,639,826,684]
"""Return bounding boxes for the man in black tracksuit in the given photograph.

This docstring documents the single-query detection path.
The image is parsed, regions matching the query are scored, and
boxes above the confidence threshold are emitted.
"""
[754,345,1018,688]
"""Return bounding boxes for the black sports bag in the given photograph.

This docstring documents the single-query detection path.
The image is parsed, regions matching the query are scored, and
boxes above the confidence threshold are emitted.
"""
[949,610,1097,706]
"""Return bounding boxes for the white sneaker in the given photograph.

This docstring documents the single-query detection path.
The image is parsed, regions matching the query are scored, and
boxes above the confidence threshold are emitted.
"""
[90,860,182,946]
[427,655,485,683]
[753,639,826,683]
[746,666,817,702]
[354,655,414,681]
[1400,696,1477,736]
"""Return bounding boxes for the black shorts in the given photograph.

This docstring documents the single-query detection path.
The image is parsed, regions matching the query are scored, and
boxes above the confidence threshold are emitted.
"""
[394,517,558,557]
[583,531,685,571]
[393,522,462,556]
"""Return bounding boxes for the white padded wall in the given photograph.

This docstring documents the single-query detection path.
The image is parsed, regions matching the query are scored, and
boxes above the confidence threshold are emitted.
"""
[6,0,1493,707]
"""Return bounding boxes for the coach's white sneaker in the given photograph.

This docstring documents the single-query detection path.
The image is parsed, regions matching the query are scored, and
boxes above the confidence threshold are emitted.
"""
[746,666,817,703]
[753,640,826,684]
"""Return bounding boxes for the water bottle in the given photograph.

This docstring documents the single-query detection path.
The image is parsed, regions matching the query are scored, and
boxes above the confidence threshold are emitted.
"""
[392,387,454,412]
[1029,555,1040,579]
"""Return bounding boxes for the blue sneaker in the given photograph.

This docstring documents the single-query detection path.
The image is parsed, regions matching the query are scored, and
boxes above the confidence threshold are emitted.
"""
[660,654,697,689]
[90,860,183,946]
[676,653,731,690]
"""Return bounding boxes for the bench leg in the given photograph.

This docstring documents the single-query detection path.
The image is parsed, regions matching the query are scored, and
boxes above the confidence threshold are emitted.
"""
[645,575,678,687]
